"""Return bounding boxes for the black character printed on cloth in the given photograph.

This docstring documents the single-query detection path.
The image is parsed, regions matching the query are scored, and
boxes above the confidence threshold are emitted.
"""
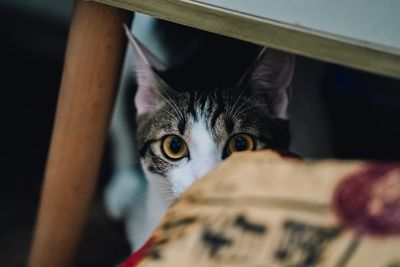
[234,215,267,235]
[274,220,341,267]
[147,238,169,260]
[162,216,196,231]
[202,228,233,258]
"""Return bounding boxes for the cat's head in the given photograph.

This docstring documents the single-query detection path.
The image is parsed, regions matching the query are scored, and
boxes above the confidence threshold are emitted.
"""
[126,28,294,201]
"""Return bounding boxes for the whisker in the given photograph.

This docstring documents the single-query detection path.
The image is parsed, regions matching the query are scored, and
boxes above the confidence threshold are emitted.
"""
[231,93,264,119]
[233,103,269,120]
[155,86,184,121]
[154,187,171,193]
[142,104,176,118]
[154,177,173,185]
[231,94,260,119]
[229,86,249,118]
[150,88,183,120]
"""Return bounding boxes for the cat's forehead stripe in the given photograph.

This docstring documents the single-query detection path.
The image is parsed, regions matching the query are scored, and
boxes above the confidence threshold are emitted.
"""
[178,117,186,135]
[187,92,198,120]
[210,91,225,129]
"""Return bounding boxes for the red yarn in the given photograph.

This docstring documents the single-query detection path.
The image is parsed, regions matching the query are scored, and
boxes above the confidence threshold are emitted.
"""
[118,236,156,267]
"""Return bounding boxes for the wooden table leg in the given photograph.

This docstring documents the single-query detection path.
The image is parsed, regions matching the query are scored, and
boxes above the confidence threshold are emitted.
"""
[29,1,132,266]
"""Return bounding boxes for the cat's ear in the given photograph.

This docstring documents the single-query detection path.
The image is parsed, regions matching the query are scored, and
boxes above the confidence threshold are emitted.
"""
[237,48,295,119]
[124,25,170,115]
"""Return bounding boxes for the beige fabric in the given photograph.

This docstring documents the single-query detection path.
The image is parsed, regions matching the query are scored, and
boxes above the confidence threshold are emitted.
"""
[136,151,400,267]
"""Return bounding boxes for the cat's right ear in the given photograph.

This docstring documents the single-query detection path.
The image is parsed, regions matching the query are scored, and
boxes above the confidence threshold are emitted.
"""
[124,25,169,115]
[236,47,295,119]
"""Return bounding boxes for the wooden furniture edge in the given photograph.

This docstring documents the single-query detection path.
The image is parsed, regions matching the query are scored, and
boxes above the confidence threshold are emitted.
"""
[92,0,400,80]
[29,1,132,266]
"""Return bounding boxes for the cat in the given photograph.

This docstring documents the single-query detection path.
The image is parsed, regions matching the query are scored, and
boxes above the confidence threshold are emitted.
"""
[105,25,295,251]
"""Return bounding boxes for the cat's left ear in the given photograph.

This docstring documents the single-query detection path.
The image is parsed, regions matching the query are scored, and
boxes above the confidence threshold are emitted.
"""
[237,48,295,119]
[124,25,171,116]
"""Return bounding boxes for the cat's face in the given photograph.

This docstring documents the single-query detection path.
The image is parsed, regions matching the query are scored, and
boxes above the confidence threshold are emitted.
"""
[126,28,294,202]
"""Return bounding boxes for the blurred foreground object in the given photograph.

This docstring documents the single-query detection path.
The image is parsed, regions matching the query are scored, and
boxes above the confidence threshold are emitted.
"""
[121,150,400,267]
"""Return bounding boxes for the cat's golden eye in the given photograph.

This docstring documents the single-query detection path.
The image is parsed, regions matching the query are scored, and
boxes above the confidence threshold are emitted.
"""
[227,133,254,153]
[161,135,188,160]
